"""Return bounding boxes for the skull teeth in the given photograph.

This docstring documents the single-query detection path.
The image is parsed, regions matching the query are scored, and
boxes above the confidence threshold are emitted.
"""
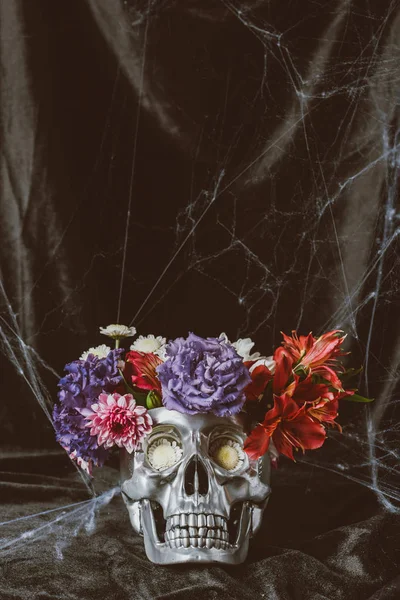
[165,513,230,550]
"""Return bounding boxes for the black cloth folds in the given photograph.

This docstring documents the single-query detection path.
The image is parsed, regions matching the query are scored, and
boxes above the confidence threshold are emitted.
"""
[1,452,399,599]
[1,1,400,599]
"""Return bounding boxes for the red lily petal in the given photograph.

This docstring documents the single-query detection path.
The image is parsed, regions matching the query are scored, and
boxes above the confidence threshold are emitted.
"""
[271,427,295,460]
[245,391,328,462]
[284,375,299,397]
[262,394,289,426]
[244,360,257,369]
[292,375,335,404]
[281,331,315,361]
[273,394,303,420]
[245,365,272,401]
[336,389,355,400]
[273,347,294,394]
[312,364,344,390]
[272,413,326,460]
[244,424,271,460]
[260,394,327,461]
[301,330,345,369]
[125,351,162,393]
[288,414,326,450]
[281,329,346,372]
[307,398,340,426]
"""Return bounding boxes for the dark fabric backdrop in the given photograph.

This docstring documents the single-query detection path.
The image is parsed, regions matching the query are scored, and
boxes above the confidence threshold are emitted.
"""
[1,1,400,599]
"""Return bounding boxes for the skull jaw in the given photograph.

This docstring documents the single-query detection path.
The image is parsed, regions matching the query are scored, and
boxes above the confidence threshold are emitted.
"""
[140,499,253,565]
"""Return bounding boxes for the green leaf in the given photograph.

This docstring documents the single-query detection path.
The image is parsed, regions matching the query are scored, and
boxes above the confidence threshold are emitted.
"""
[345,393,374,403]
[340,367,363,382]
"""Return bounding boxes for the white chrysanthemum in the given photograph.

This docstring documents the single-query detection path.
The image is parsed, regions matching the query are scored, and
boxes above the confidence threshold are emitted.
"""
[154,344,168,361]
[99,324,137,339]
[210,438,245,472]
[147,438,183,471]
[130,334,166,355]
[80,344,112,361]
[219,333,264,362]
[249,356,275,374]
[232,337,261,362]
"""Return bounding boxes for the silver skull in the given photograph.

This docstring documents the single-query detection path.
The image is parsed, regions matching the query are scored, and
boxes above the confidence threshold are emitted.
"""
[120,407,271,564]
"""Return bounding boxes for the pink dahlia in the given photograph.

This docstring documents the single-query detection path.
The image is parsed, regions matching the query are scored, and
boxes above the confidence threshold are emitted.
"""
[84,393,152,453]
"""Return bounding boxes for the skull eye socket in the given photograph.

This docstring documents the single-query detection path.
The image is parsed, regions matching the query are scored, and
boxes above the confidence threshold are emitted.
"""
[147,436,183,471]
[209,437,246,472]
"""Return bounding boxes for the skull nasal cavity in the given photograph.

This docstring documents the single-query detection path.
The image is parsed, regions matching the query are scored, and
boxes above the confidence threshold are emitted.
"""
[184,457,209,496]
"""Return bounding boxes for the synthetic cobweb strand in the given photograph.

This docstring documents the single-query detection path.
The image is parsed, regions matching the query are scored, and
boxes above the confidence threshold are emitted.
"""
[0,488,119,559]
[0,279,95,496]
[0,1,399,557]
[121,4,400,513]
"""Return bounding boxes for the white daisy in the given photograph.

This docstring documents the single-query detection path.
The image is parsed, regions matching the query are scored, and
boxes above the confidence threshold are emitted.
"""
[130,334,166,355]
[99,324,137,339]
[80,344,112,361]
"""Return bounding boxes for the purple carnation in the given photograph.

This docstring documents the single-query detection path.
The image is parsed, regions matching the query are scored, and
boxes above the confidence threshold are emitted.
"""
[53,403,109,468]
[53,349,123,468]
[156,333,251,416]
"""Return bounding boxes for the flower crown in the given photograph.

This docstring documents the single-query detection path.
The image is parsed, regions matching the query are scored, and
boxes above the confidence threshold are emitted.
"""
[53,325,371,475]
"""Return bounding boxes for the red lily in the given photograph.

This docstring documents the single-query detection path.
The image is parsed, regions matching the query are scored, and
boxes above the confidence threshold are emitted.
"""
[307,398,340,429]
[307,363,344,391]
[282,330,346,367]
[243,423,274,458]
[308,386,355,425]
[244,363,272,401]
[290,375,335,404]
[290,374,346,428]
[244,347,295,401]
[125,351,162,393]
[244,394,326,461]
[281,331,315,360]
[282,330,347,390]
[272,347,294,394]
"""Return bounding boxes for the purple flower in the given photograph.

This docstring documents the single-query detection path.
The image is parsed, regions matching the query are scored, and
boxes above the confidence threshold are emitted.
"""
[156,333,251,416]
[53,403,109,469]
[53,349,123,469]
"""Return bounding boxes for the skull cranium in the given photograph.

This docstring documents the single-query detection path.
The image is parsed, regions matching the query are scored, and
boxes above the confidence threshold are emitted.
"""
[120,407,271,564]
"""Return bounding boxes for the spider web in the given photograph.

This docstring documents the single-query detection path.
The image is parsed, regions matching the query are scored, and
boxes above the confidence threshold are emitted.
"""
[1,0,400,558]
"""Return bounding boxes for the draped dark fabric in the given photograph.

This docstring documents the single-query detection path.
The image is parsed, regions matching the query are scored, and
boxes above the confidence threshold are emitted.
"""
[1,1,400,598]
